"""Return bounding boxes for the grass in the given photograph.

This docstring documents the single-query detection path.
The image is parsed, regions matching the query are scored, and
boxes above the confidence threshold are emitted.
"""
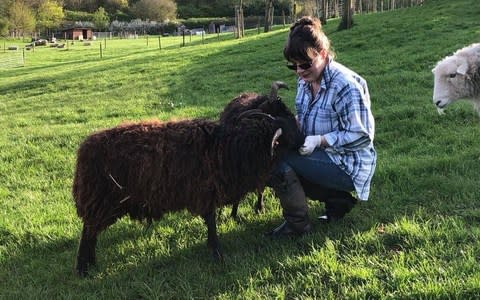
[1,0,480,298]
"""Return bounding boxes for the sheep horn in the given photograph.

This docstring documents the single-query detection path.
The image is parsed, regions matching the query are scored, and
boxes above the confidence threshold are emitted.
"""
[271,128,283,157]
[270,81,288,101]
[237,109,275,121]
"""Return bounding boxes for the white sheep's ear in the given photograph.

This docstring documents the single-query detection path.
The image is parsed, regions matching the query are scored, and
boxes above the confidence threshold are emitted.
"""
[270,128,282,157]
[456,61,469,76]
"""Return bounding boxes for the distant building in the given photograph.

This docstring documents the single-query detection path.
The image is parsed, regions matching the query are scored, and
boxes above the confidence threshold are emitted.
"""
[62,27,93,40]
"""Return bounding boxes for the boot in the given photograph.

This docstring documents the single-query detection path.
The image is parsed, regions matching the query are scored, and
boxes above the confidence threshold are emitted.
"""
[319,191,358,222]
[298,176,357,223]
[299,176,331,202]
[266,168,311,237]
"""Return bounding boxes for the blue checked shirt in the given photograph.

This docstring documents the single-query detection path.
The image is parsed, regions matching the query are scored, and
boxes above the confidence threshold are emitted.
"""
[295,59,376,200]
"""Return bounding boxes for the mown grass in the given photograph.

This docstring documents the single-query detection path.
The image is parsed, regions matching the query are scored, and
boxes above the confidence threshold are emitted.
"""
[1,0,480,298]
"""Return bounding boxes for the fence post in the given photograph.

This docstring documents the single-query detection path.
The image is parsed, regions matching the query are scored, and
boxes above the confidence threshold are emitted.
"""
[104,38,106,49]
[100,43,103,59]
[22,48,25,66]
[158,36,162,50]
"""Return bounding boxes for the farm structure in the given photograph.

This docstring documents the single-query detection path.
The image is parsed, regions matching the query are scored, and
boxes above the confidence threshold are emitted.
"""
[62,27,93,40]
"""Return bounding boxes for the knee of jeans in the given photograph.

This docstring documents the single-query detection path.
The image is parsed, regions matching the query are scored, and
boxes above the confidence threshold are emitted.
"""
[273,161,293,175]
[268,162,293,189]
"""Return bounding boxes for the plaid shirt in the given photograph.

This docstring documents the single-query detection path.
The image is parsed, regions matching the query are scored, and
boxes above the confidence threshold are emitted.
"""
[295,59,376,200]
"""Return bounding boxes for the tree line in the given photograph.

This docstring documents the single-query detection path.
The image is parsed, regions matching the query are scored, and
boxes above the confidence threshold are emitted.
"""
[0,0,424,38]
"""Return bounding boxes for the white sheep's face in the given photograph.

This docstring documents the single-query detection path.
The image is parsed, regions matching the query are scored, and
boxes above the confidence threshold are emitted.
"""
[432,56,470,113]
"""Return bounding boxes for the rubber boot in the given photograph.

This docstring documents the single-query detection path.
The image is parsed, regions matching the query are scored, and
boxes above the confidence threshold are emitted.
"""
[299,176,357,222]
[266,168,312,237]
[323,191,357,222]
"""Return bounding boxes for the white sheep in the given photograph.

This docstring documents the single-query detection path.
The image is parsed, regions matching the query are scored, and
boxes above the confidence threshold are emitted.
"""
[432,43,480,115]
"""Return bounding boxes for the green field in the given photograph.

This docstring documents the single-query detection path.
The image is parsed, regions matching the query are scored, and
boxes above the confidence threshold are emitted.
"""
[1,0,480,298]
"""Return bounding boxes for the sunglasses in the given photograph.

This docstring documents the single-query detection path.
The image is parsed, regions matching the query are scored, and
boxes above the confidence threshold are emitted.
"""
[286,61,313,70]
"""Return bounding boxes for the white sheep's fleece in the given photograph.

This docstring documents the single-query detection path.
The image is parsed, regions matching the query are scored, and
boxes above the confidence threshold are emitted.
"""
[432,43,480,115]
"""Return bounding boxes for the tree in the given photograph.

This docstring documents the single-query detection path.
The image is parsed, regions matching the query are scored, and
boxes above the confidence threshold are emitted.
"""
[319,0,327,24]
[235,0,244,38]
[8,1,36,37]
[103,0,128,14]
[36,0,64,35]
[0,18,8,36]
[338,0,353,30]
[131,0,176,22]
[93,7,109,30]
[264,0,273,32]
[0,0,14,18]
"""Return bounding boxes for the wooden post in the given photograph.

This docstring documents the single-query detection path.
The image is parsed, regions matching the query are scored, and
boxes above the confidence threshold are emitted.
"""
[158,36,162,50]
[100,43,103,58]
[104,38,106,49]
[146,35,149,46]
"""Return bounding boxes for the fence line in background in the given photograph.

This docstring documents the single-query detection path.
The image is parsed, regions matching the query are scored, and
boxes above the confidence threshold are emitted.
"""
[0,49,24,69]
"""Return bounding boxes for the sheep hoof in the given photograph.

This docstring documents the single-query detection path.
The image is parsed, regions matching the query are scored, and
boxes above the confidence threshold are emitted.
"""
[76,256,96,277]
[232,214,245,224]
[76,263,89,277]
[254,206,265,214]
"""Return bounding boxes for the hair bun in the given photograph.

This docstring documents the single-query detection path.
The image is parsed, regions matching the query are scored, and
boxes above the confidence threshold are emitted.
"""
[290,16,321,32]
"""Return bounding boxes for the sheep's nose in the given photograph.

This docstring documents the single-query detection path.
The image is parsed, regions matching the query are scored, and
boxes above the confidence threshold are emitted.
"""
[435,100,442,107]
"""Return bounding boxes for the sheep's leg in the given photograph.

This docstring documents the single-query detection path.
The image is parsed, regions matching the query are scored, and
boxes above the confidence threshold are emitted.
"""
[254,189,264,214]
[76,223,98,277]
[202,211,223,262]
[230,202,240,221]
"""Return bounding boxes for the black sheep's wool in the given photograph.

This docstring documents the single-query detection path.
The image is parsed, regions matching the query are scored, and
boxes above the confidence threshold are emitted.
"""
[73,83,303,276]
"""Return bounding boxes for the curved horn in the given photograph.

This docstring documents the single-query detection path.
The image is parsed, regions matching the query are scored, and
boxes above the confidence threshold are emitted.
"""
[237,109,275,121]
[270,81,289,101]
[270,128,283,157]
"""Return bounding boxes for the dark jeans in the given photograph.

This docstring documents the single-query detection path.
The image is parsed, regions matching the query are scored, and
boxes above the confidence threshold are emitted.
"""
[276,149,354,193]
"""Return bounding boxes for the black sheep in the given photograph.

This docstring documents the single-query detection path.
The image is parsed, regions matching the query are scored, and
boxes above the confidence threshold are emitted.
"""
[73,82,303,276]
[219,81,304,218]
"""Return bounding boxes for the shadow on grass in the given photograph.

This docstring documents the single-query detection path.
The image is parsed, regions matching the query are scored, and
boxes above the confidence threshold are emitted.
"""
[0,199,378,299]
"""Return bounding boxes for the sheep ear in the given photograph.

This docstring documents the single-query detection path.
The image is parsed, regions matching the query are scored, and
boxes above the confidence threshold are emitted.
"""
[270,128,282,156]
[457,61,469,76]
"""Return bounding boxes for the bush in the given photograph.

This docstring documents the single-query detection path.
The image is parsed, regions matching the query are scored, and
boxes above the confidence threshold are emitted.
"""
[64,10,95,22]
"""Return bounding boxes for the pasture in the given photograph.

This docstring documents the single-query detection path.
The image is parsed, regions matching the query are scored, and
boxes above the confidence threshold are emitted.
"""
[1,0,480,298]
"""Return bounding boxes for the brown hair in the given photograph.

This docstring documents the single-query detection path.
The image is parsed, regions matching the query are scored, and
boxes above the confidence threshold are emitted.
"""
[283,16,334,63]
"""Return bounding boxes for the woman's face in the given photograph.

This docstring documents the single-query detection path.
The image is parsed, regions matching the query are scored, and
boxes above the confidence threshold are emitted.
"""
[288,49,328,83]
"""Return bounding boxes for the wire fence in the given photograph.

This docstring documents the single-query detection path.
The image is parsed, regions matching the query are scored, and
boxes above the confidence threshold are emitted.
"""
[0,47,24,69]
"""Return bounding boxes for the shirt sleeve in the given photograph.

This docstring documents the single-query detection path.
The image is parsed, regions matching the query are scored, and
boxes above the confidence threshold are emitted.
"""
[323,81,374,153]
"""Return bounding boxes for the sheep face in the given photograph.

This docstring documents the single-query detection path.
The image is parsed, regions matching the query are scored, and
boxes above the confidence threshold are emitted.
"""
[432,55,471,111]
[257,98,304,149]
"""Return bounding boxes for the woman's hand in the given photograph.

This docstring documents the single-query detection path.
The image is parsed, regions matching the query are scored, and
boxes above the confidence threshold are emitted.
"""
[298,135,326,155]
